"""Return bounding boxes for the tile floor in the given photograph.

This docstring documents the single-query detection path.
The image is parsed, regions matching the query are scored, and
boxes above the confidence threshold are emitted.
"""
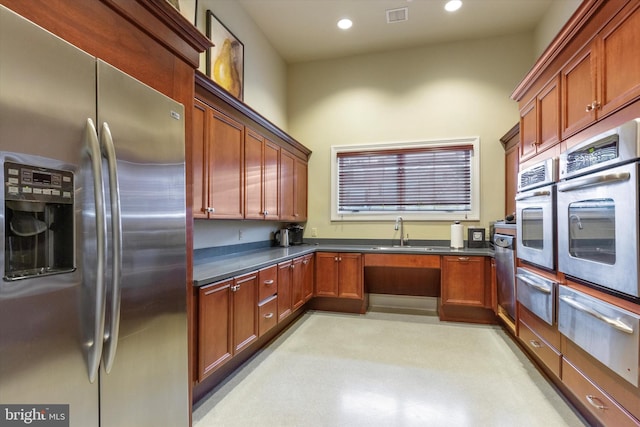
[193,310,587,427]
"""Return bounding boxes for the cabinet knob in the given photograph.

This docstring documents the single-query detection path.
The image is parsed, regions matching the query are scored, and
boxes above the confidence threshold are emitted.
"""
[231,284,240,292]
[263,210,269,215]
[206,207,215,213]
[290,264,295,269]
[585,101,601,112]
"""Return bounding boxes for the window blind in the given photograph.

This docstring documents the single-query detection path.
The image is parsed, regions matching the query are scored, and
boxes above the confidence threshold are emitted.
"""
[337,145,473,213]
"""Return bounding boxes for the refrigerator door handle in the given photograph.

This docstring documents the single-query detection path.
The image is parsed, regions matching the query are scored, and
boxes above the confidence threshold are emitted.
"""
[100,122,123,374]
[85,118,108,383]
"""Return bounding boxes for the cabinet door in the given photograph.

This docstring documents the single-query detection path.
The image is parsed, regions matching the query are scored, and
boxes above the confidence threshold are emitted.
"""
[294,158,308,221]
[519,99,537,162]
[291,256,305,310]
[505,142,519,217]
[263,140,280,220]
[441,256,486,307]
[193,100,209,219]
[233,272,258,353]
[302,254,314,302]
[277,260,293,321]
[537,76,560,154]
[338,253,363,299]
[561,44,597,139]
[208,109,244,218]
[198,280,233,380]
[280,150,295,221]
[315,252,339,297]
[258,264,278,302]
[598,2,640,118]
[244,128,264,220]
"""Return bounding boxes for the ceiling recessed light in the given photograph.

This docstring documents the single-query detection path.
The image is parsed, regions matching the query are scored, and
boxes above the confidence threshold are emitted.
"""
[337,18,353,30]
[444,0,462,12]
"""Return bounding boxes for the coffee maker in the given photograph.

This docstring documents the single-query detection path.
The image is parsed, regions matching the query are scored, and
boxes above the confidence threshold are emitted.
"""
[4,160,74,280]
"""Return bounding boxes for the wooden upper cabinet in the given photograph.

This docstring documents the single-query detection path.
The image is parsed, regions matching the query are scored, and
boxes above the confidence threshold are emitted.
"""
[519,76,560,163]
[193,100,245,219]
[193,99,209,219]
[280,150,295,221]
[598,2,640,117]
[561,1,640,139]
[294,158,308,221]
[561,44,597,139]
[244,128,280,220]
[500,124,519,217]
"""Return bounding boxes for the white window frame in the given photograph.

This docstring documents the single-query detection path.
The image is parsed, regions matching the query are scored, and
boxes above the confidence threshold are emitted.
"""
[330,137,480,221]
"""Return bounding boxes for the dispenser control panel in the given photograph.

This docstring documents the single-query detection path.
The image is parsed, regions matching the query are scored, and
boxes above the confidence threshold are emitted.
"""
[4,162,73,204]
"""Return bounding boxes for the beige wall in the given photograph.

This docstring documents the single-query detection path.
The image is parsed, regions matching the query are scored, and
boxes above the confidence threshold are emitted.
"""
[534,0,582,59]
[287,33,534,242]
[185,0,289,130]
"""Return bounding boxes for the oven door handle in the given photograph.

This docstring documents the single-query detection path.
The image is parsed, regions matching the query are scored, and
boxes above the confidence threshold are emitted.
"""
[557,171,630,192]
[515,190,551,201]
[516,274,552,294]
[559,295,634,334]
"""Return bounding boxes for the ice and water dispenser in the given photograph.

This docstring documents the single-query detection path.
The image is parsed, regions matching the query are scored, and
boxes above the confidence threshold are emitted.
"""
[4,161,75,280]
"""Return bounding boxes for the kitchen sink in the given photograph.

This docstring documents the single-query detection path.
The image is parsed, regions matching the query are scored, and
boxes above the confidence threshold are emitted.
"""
[370,245,442,252]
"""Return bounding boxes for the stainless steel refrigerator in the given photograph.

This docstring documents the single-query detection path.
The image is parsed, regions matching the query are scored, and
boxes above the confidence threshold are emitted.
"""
[0,5,189,426]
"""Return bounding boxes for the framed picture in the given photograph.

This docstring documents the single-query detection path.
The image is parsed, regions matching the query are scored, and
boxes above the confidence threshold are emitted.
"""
[206,10,244,101]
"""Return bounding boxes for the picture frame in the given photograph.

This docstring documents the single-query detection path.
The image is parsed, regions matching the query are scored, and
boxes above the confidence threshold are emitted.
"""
[206,10,244,101]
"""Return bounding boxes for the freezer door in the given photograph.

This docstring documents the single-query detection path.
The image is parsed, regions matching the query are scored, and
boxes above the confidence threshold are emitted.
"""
[0,5,99,427]
[96,60,189,427]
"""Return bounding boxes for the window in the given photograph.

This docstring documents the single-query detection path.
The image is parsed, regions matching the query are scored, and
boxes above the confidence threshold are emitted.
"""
[331,138,480,221]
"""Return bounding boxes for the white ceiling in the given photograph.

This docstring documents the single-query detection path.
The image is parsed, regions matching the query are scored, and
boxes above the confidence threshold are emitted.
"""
[236,0,559,63]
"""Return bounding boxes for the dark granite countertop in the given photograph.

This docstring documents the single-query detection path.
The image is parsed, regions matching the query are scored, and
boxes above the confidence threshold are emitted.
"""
[193,242,494,287]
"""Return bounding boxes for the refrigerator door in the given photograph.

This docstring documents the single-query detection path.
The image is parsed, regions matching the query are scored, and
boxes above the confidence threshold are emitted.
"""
[0,6,100,427]
[96,60,189,427]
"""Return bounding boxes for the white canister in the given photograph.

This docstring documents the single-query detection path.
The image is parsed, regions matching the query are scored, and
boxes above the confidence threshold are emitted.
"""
[450,221,464,249]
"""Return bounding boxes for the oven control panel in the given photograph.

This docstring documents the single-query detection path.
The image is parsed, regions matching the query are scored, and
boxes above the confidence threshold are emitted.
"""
[4,162,74,204]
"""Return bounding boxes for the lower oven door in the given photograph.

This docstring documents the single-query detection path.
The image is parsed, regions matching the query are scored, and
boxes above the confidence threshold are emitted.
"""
[516,267,556,325]
[515,184,555,270]
[557,161,639,298]
[558,286,639,386]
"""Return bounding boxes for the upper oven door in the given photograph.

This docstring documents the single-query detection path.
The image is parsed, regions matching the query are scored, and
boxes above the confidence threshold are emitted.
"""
[516,184,556,270]
[557,161,639,298]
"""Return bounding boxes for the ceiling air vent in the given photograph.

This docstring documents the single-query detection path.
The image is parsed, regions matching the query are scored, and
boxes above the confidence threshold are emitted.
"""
[386,7,408,23]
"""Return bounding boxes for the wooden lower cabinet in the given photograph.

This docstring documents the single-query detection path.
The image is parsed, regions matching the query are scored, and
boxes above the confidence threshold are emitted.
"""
[315,252,363,299]
[197,271,258,381]
[440,256,494,323]
[198,279,233,381]
[232,272,258,353]
[301,254,314,302]
[277,260,293,321]
[563,358,640,427]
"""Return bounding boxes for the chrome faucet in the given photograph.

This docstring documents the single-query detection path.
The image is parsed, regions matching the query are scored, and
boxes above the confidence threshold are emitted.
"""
[394,216,406,246]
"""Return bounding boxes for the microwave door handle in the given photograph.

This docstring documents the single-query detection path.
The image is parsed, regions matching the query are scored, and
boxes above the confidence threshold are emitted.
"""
[559,295,634,334]
[515,274,552,294]
[84,118,108,383]
[515,190,551,201]
[100,122,123,374]
[557,172,631,192]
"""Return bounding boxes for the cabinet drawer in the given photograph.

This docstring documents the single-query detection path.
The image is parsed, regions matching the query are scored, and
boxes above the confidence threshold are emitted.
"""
[258,295,278,337]
[519,303,560,349]
[518,318,561,377]
[258,265,278,301]
[563,359,640,427]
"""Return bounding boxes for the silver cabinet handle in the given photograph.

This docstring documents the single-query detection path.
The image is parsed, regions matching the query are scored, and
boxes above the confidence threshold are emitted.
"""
[84,118,107,384]
[100,122,122,375]
[264,313,274,319]
[514,190,551,201]
[458,257,470,261]
[516,274,552,294]
[560,295,634,334]
[586,395,606,410]
[529,340,542,348]
[264,279,274,285]
[557,171,630,192]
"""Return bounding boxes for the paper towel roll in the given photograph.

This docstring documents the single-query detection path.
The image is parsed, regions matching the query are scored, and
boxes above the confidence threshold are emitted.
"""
[450,222,464,249]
